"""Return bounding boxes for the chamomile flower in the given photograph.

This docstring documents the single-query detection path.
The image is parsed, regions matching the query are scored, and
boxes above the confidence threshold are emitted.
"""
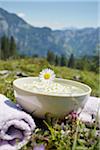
[39,68,55,83]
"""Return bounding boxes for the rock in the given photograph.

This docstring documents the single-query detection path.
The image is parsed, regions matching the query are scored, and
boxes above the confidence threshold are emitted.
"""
[0,70,10,75]
[16,71,28,77]
[73,75,81,81]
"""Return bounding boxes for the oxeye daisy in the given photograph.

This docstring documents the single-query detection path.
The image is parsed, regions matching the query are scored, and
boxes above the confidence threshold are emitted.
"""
[39,68,55,83]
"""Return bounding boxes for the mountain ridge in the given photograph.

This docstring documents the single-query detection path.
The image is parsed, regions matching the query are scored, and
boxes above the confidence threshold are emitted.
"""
[0,7,99,57]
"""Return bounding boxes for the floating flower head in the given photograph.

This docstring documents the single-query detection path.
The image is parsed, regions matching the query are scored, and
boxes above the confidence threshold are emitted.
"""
[39,68,55,83]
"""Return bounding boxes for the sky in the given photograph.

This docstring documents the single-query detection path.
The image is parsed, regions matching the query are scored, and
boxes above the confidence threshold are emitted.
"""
[0,0,99,29]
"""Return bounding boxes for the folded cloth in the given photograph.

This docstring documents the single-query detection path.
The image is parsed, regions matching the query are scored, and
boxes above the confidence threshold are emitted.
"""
[0,94,36,150]
[79,96,100,126]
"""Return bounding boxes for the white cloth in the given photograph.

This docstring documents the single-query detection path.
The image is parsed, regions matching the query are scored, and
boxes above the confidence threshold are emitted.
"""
[79,96,100,126]
[0,94,36,150]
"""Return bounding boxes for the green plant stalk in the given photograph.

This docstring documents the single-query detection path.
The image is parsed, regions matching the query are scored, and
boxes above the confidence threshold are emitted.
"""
[43,120,55,141]
[72,120,80,150]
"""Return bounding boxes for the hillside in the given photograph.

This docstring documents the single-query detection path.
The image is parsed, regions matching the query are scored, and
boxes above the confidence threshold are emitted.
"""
[0,7,99,57]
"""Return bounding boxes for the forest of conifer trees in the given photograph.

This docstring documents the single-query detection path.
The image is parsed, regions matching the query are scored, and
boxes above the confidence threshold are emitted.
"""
[0,35,16,60]
[46,50,99,73]
[0,35,99,73]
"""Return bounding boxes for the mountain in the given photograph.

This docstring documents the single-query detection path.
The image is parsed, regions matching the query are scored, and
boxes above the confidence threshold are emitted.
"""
[0,8,99,57]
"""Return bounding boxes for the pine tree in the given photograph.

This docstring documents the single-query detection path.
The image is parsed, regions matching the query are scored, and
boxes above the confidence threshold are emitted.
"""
[0,49,1,59]
[47,50,55,65]
[55,55,60,66]
[68,54,75,68]
[0,40,1,59]
[9,36,16,58]
[1,35,10,60]
[60,54,67,66]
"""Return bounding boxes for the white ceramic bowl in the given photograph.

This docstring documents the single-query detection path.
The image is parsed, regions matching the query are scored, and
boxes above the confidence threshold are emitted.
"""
[13,77,91,118]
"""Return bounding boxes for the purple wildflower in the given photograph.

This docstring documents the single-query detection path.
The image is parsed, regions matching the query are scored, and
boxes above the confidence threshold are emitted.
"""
[33,144,45,150]
[69,111,78,120]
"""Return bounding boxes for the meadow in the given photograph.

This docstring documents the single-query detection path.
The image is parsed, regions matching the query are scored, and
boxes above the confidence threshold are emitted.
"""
[0,58,99,99]
[0,58,99,150]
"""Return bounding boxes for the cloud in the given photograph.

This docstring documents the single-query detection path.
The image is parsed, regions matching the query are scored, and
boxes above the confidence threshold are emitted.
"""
[17,12,26,19]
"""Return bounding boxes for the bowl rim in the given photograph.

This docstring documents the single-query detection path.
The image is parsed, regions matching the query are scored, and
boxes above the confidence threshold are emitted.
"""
[13,77,92,97]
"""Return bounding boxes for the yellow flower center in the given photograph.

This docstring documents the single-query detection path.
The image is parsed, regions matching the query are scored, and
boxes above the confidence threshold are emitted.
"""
[44,73,51,79]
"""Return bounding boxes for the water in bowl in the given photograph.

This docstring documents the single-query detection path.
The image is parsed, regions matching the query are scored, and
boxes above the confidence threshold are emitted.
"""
[23,80,84,96]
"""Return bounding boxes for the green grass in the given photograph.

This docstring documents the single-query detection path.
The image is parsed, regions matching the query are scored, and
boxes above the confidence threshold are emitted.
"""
[0,58,99,99]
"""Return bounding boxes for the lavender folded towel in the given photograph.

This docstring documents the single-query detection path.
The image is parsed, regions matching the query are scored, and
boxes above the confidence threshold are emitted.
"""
[0,94,36,150]
[79,96,100,126]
